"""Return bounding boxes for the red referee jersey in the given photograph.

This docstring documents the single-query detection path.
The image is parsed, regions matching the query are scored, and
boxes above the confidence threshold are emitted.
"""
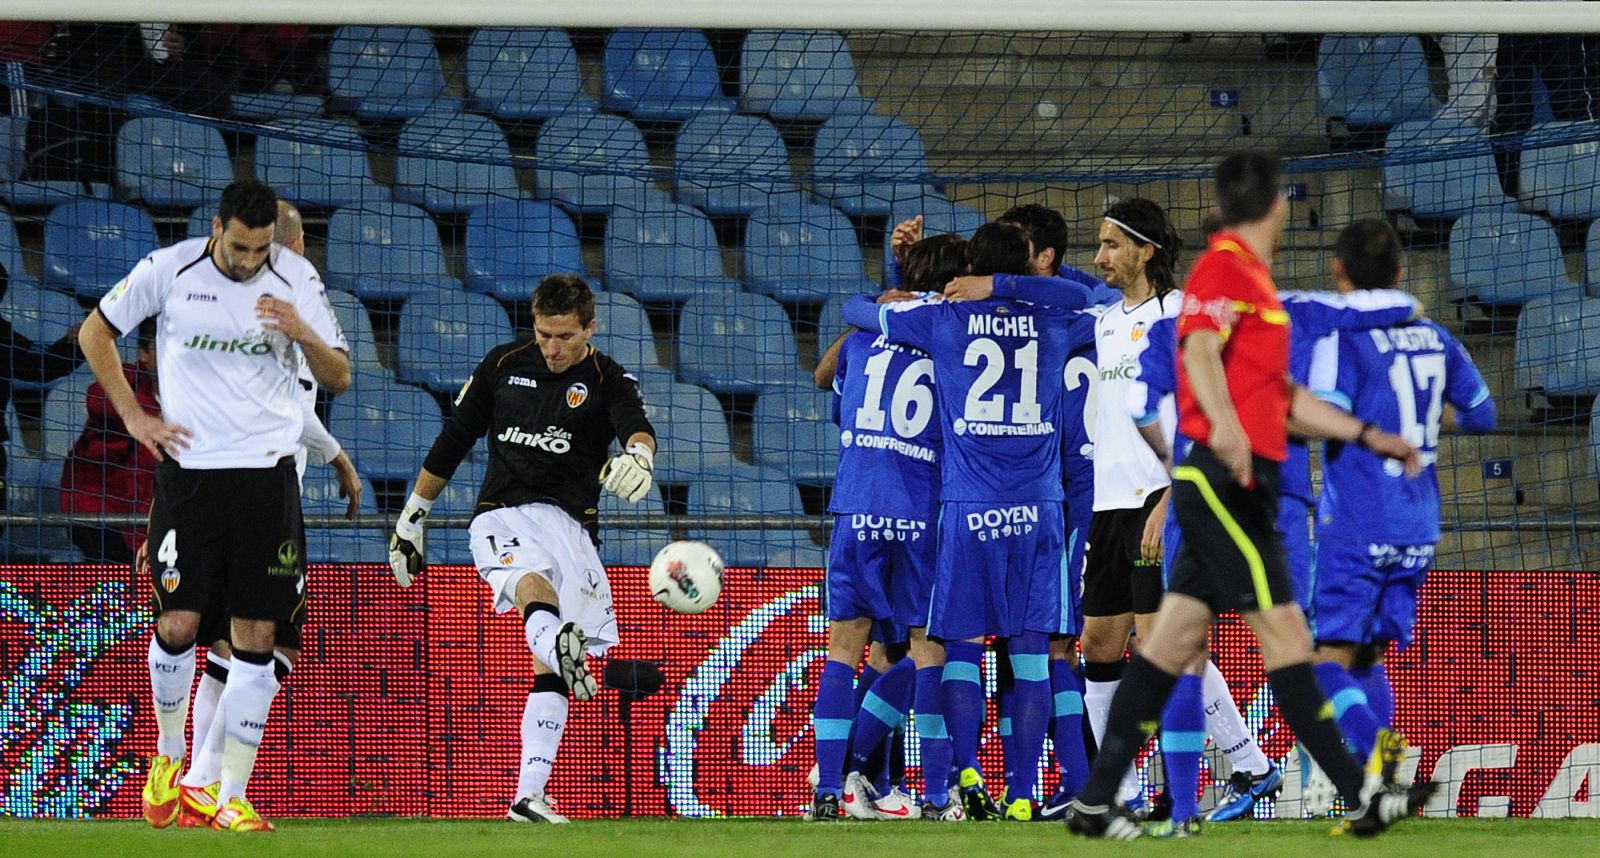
[1175,232,1292,462]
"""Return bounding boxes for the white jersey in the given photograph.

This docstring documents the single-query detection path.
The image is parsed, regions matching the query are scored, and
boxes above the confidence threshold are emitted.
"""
[1092,290,1181,511]
[294,355,342,482]
[98,238,347,469]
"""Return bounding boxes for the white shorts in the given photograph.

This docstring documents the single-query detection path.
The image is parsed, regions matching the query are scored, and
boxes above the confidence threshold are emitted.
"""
[469,503,618,656]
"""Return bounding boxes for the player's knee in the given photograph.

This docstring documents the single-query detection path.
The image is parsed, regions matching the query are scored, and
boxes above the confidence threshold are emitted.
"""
[513,572,559,613]
[908,630,944,668]
[1314,641,1359,666]
[156,611,200,648]
[229,618,276,654]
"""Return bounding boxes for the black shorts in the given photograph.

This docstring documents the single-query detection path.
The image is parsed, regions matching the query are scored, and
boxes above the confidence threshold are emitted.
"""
[148,457,307,628]
[1082,488,1167,617]
[1167,443,1295,613]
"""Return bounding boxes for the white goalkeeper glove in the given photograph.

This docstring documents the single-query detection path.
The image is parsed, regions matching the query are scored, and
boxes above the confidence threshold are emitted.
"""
[601,442,655,503]
[388,492,432,588]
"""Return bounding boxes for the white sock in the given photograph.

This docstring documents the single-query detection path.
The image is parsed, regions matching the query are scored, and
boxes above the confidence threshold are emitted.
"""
[524,606,562,671]
[186,655,227,771]
[1202,660,1270,777]
[517,689,568,800]
[183,699,229,788]
[1086,677,1141,803]
[148,635,196,762]
[217,654,280,804]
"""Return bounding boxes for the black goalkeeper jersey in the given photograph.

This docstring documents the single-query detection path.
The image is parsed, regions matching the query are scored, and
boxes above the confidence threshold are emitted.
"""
[422,341,655,543]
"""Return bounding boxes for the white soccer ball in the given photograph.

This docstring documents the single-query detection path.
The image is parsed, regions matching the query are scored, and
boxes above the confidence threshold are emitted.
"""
[648,541,725,614]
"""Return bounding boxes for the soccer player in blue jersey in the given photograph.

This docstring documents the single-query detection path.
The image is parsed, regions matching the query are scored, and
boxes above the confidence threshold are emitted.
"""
[809,234,968,823]
[842,222,1090,821]
[1306,220,1495,789]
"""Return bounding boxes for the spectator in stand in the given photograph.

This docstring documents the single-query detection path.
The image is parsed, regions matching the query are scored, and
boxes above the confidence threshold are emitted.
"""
[196,26,322,95]
[62,319,158,563]
[1490,30,1596,196]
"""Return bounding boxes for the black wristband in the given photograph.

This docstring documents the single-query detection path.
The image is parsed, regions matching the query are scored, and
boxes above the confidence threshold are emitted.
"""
[1355,422,1376,449]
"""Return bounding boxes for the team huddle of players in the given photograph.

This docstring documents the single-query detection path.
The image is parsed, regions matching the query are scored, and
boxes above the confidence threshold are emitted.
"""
[809,152,1495,838]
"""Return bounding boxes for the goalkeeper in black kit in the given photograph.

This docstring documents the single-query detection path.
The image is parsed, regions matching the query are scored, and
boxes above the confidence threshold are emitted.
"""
[388,274,656,823]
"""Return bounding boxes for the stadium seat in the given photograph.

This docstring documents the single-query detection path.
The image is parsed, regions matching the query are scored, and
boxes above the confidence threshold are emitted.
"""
[323,201,459,300]
[676,292,802,394]
[301,473,389,564]
[43,200,159,299]
[1316,35,1438,128]
[882,195,988,284]
[744,199,872,303]
[602,203,741,303]
[739,30,875,123]
[640,381,734,481]
[115,117,233,208]
[602,29,735,122]
[185,208,214,240]
[673,114,800,216]
[0,280,82,350]
[816,294,852,348]
[1515,297,1559,392]
[597,489,671,568]
[337,378,443,481]
[751,387,839,484]
[593,291,664,371]
[533,112,657,215]
[327,26,459,120]
[811,114,937,216]
[255,118,386,209]
[1447,209,1581,306]
[230,92,324,121]
[39,368,92,458]
[465,28,597,121]
[429,458,486,565]
[326,290,386,373]
[687,466,809,567]
[1382,119,1507,219]
[393,112,521,215]
[2,446,80,562]
[0,209,29,285]
[1518,297,1600,395]
[463,199,585,301]
[1591,397,1600,477]
[1521,121,1600,220]
[0,116,104,207]
[395,291,515,394]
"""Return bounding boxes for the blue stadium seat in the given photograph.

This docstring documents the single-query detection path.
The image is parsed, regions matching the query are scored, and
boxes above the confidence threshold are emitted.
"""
[1448,209,1581,306]
[811,114,936,216]
[593,292,663,371]
[393,112,521,215]
[1317,35,1438,128]
[603,203,741,303]
[1526,297,1600,395]
[0,116,101,207]
[324,202,458,300]
[674,114,799,216]
[0,281,83,353]
[1514,297,1559,392]
[602,29,735,122]
[115,117,233,208]
[39,369,93,461]
[676,292,801,394]
[327,27,459,120]
[301,473,389,564]
[1521,121,1600,219]
[395,291,514,394]
[533,112,656,215]
[463,199,584,301]
[465,28,597,121]
[816,294,853,350]
[1383,119,1507,219]
[429,458,486,565]
[752,387,839,484]
[744,199,871,303]
[256,118,386,209]
[739,30,874,123]
[43,200,159,299]
[0,209,29,285]
[2,446,79,561]
[230,92,324,121]
[337,378,443,480]
[640,380,735,481]
[597,489,670,567]
[185,208,214,240]
[882,196,988,284]
[687,466,809,567]
[326,290,385,372]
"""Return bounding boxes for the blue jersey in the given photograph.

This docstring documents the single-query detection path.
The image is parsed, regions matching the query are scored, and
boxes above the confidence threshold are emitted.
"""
[828,327,941,521]
[1310,319,1495,544]
[843,293,1083,502]
[1129,316,1178,428]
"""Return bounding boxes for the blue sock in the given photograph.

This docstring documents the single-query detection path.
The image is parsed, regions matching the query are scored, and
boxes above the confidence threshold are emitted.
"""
[1003,631,1051,804]
[813,659,856,795]
[851,658,915,777]
[842,664,881,778]
[1160,674,1205,823]
[1050,658,1090,799]
[941,640,986,773]
[995,644,1016,793]
[1313,661,1381,762]
[1353,663,1395,728]
[914,665,951,802]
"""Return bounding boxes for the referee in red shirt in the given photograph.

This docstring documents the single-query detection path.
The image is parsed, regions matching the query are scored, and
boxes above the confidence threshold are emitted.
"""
[1066,153,1435,840]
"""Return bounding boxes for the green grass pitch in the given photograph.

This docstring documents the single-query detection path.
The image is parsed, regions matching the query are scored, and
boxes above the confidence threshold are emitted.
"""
[2,818,1597,858]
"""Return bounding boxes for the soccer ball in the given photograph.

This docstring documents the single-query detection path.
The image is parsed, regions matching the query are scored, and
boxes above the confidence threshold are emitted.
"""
[648,541,724,614]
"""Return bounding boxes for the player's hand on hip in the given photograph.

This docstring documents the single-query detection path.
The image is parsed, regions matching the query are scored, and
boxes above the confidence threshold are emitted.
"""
[125,409,191,461]
[943,275,995,302]
[1209,422,1254,488]
[1363,429,1424,478]
[256,295,309,342]
[388,492,432,588]
[601,443,655,503]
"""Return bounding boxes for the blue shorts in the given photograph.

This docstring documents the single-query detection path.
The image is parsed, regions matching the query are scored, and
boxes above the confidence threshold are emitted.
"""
[928,501,1066,641]
[1310,537,1435,650]
[826,513,936,627]
[1061,494,1092,637]
[1277,494,1314,611]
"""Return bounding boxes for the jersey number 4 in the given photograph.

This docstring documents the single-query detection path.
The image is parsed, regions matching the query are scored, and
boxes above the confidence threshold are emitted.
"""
[1386,353,1446,449]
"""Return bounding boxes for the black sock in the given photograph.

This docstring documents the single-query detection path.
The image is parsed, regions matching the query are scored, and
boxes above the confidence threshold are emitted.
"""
[1077,654,1179,806]
[1268,662,1365,804]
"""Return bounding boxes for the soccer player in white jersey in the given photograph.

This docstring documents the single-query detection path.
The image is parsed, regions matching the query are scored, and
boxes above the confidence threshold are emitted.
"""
[80,180,350,832]
[173,200,363,828]
[389,274,656,824]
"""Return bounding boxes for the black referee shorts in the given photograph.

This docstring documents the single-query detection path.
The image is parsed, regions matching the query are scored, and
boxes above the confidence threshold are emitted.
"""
[1167,443,1295,614]
[1082,488,1167,617]
[148,457,308,628]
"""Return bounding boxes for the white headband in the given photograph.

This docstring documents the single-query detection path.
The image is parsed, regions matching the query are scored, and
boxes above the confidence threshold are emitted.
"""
[1104,216,1163,250]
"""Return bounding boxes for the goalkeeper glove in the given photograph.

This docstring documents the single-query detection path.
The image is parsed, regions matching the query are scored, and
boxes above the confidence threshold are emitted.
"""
[601,442,655,503]
[388,492,432,588]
